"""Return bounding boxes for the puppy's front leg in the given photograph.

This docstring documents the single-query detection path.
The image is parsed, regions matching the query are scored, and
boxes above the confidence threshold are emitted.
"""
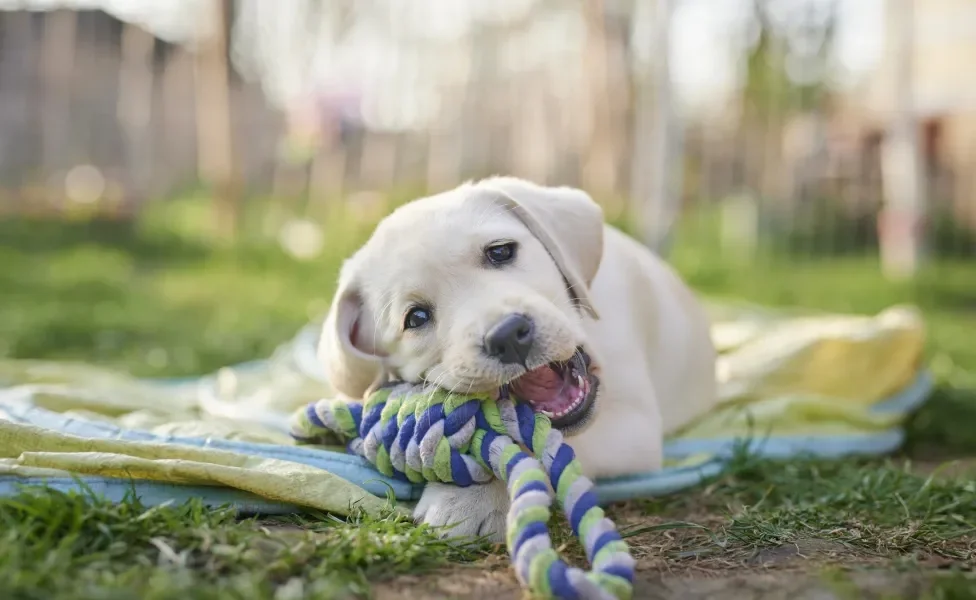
[413,480,509,543]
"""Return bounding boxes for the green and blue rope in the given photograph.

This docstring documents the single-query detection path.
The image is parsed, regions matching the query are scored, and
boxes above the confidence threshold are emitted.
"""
[290,382,636,600]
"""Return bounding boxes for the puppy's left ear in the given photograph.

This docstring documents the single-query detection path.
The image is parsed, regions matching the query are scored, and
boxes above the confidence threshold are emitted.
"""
[478,177,604,319]
[318,256,385,399]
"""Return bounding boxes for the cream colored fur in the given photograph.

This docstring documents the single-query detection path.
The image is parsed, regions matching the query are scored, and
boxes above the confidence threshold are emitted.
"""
[319,177,717,542]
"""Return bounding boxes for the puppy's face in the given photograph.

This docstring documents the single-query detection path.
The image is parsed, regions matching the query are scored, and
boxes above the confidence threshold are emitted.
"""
[321,178,605,433]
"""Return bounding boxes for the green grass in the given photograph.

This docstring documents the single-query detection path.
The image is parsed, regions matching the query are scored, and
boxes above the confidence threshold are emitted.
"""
[0,487,487,600]
[0,198,377,377]
[1,195,975,597]
[634,450,976,560]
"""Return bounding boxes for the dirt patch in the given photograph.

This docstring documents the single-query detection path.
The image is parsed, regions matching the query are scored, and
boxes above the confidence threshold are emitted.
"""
[373,557,520,600]
[374,567,958,600]
[372,457,976,599]
[912,458,976,478]
[372,534,931,599]
[641,570,948,600]
[747,539,853,568]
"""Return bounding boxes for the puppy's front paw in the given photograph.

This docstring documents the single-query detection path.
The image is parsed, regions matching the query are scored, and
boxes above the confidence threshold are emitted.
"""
[413,481,509,543]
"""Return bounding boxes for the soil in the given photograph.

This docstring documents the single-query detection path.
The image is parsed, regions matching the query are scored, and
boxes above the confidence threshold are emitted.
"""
[373,536,969,599]
[371,460,976,599]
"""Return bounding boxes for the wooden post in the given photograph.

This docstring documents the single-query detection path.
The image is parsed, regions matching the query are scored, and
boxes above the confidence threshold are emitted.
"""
[3,11,42,207]
[359,133,398,191]
[633,0,683,253]
[425,129,461,193]
[194,0,239,238]
[309,146,347,217]
[581,0,618,194]
[40,10,77,181]
[118,22,155,215]
[879,0,925,279]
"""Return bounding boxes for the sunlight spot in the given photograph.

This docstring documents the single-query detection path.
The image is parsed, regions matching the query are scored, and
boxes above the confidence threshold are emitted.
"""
[279,219,325,261]
[147,347,169,370]
[64,165,106,205]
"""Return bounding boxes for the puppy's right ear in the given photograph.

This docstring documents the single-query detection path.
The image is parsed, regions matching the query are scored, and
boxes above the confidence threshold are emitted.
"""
[318,262,384,399]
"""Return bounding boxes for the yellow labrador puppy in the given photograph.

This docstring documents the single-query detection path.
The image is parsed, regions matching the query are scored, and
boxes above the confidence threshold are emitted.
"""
[319,176,716,541]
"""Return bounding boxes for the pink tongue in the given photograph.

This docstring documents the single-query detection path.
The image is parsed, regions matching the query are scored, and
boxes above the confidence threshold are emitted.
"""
[510,365,566,409]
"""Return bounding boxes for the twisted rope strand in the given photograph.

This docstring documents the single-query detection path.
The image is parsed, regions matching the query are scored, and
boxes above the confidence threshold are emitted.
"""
[290,383,635,600]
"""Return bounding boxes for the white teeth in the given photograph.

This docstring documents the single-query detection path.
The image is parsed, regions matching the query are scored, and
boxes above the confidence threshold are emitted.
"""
[537,375,590,420]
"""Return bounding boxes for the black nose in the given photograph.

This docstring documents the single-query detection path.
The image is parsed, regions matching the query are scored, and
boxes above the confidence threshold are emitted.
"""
[484,313,535,365]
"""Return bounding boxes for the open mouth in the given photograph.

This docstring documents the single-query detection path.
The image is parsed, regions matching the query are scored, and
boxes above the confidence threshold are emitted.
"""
[505,347,599,429]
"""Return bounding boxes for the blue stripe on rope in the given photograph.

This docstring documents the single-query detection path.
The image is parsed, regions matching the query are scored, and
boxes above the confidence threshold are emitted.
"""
[511,522,549,556]
[512,521,548,556]
[516,402,536,450]
[474,410,492,431]
[361,405,384,439]
[398,414,416,451]
[450,450,473,486]
[602,564,635,583]
[479,429,498,467]
[514,479,548,499]
[549,444,575,491]
[414,402,444,443]
[381,417,399,453]
[547,559,578,599]
[444,400,480,436]
[568,490,598,537]
[591,530,622,561]
[305,403,326,429]
[347,403,363,430]
[505,452,525,480]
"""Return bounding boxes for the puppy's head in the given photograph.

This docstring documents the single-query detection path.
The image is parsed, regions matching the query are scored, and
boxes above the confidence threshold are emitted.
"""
[319,177,604,434]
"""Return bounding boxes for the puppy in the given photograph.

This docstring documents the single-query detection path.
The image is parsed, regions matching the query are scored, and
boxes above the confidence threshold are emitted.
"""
[319,177,717,541]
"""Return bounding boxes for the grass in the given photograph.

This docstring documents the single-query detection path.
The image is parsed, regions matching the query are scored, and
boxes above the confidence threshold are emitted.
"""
[632,450,976,563]
[0,197,376,377]
[0,487,487,600]
[0,195,974,597]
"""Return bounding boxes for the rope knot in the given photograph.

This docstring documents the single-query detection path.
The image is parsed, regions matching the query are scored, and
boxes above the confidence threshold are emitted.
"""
[291,382,635,600]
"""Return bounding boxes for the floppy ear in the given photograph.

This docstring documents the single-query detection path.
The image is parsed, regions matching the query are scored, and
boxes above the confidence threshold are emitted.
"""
[477,177,604,319]
[318,260,385,399]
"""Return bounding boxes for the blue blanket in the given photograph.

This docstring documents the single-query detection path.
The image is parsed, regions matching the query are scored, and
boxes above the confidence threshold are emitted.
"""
[0,304,932,513]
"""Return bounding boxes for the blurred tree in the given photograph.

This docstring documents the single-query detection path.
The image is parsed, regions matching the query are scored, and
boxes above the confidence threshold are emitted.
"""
[581,0,633,196]
[40,10,78,177]
[118,21,155,210]
[740,0,838,203]
[194,0,238,238]
[741,0,838,119]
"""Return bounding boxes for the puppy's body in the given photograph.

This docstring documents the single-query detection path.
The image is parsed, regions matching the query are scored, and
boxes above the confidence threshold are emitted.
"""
[320,177,716,541]
[570,226,716,476]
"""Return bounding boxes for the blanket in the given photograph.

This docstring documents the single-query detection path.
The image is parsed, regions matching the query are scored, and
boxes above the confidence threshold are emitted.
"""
[0,302,930,516]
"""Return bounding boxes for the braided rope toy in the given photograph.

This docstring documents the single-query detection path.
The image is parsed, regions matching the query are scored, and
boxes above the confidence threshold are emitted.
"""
[290,382,635,600]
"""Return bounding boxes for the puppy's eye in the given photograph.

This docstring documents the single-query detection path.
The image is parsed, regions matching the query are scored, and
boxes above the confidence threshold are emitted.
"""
[485,242,517,265]
[403,306,432,330]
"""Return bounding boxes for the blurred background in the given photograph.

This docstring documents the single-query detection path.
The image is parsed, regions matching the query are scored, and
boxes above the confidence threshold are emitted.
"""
[0,0,973,452]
